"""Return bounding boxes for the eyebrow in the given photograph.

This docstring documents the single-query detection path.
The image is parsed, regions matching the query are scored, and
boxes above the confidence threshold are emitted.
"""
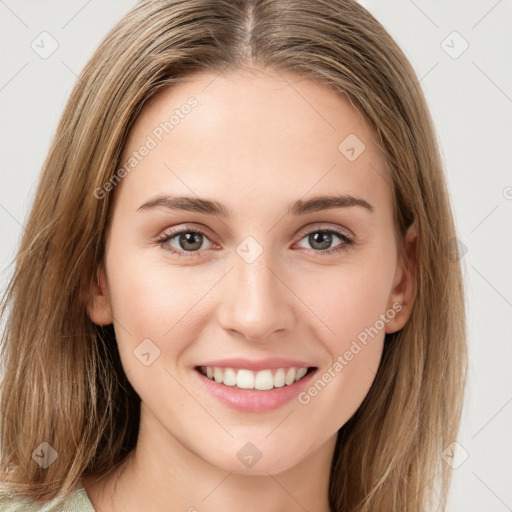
[137,193,374,216]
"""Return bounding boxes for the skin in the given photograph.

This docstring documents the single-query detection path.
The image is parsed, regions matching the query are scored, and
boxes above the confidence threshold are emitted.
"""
[84,66,416,512]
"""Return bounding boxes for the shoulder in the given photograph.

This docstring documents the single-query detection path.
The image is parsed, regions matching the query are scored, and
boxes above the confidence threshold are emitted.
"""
[0,487,95,511]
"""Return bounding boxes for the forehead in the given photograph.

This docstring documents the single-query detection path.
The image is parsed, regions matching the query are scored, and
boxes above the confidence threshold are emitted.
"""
[115,68,390,215]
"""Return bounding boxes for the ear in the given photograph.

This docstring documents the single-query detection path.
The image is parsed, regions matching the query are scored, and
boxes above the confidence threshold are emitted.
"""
[385,222,417,334]
[86,265,113,326]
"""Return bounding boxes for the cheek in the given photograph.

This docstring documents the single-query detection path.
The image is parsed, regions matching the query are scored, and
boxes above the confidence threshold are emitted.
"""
[104,245,159,341]
[304,256,396,351]
[294,272,390,427]
[306,273,387,375]
[292,247,396,414]
[104,245,218,363]
[108,264,173,335]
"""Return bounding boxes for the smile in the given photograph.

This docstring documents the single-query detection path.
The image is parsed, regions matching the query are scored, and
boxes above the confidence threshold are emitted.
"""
[198,365,314,391]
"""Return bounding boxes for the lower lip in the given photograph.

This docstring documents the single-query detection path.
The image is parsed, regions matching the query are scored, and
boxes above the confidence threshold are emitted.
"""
[194,368,317,413]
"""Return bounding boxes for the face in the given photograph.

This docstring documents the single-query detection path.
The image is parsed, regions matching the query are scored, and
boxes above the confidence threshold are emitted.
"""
[88,67,415,475]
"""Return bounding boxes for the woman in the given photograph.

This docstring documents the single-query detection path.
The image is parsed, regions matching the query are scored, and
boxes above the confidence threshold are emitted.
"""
[0,0,467,510]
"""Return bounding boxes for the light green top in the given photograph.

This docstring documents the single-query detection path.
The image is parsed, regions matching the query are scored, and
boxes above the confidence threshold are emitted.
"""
[0,485,95,511]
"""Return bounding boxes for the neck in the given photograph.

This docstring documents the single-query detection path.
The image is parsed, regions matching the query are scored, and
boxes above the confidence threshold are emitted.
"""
[83,403,335,512]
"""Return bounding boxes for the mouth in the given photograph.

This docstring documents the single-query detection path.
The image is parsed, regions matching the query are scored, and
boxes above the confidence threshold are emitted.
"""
[195,365,317,391]
[193,357,319,412]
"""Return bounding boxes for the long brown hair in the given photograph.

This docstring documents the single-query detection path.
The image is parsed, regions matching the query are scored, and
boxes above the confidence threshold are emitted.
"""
[0,1,467,510]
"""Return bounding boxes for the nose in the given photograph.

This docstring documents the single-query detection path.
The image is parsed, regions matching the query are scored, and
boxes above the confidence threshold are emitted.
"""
[217,251,296,343]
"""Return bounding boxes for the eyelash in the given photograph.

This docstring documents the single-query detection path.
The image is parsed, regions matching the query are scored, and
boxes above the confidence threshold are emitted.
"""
[156,226,355,259]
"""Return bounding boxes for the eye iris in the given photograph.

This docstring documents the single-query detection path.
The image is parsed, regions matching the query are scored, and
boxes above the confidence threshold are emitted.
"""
[309,231,332,250]
[179,232,203,251]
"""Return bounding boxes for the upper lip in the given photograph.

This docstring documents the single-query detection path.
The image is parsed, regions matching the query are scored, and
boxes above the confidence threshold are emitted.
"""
[196,357,315,372]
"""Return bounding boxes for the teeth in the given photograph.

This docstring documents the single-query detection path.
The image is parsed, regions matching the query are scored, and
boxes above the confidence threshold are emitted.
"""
[254,370,273,390]
[295,367,308,381]
[199,366,311,390]
[223,368,237,386]
[273,368,285,388]
[237,369,254,389]
[213,367,223,383]
[285,368,296,385]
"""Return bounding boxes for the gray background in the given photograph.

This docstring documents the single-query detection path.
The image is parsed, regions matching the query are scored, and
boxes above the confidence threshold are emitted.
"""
[1,0,511,509]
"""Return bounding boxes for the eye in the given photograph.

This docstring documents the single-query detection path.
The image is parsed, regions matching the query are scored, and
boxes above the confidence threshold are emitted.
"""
[295,227,354,255]
[156,227,215,257]
[156,225,355,258]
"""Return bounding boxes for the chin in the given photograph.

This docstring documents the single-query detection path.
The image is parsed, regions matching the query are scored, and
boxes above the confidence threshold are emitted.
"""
[199,440,305,476]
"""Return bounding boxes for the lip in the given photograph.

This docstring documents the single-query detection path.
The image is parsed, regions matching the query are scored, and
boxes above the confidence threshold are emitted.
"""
[195,357,313,372]
[193,365,318,413]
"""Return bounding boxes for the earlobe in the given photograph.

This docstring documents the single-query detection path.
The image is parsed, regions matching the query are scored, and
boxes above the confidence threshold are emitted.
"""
[385,222,418,334]
[86,266,113,326]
